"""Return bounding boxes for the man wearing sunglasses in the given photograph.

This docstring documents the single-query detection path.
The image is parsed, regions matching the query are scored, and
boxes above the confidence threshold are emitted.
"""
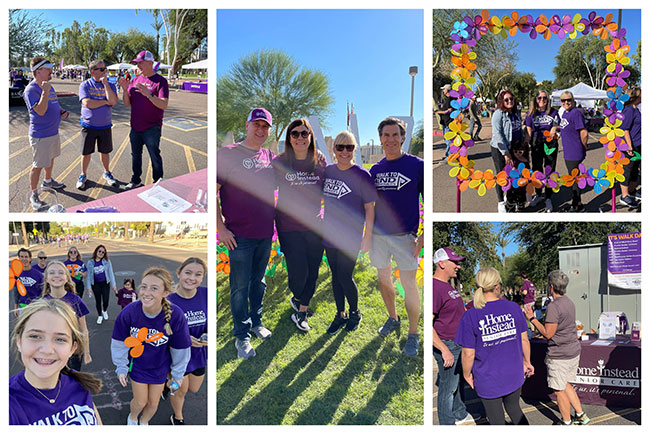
[76,59,119,189]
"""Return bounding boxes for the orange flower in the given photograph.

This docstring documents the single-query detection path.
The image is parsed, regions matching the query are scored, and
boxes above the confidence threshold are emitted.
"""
[217,252,230,274]
[124,327,164,358]
[9,259,26,297]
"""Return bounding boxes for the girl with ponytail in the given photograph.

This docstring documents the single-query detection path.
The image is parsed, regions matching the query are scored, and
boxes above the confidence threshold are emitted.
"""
[10,299,102,425]
[110,267,191,425]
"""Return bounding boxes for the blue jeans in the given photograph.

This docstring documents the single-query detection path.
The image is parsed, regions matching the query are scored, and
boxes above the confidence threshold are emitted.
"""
[228,237,271,341]
[129,125,163,184]
[434,339,468,425]
[469,117,482,139]
[443,125,452,157]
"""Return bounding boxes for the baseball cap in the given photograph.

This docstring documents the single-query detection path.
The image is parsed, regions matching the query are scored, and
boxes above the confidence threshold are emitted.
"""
[433,247,465,264]
[440,84,452,91]
[247,108,273,127]
[132,50,155,64]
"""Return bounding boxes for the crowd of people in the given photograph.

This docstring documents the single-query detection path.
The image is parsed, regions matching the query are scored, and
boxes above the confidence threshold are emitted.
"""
[10,247,207,425]
[217,108,424,359]
[433,247,589,425]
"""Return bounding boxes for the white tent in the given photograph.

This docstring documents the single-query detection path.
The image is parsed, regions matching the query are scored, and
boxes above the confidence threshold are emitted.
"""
[181,59,209,70]
[551,82,608,109]
[155,62,172,70]
[107,63,136,70]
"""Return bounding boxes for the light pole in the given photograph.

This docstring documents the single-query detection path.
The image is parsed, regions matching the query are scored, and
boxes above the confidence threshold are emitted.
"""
[409,66,418,117]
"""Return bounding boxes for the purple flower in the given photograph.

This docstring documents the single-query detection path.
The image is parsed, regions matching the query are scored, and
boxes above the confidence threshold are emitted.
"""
[463,15,487,41]
[579,11,604,35]
[550,14,574,39]
[606,63,631,88]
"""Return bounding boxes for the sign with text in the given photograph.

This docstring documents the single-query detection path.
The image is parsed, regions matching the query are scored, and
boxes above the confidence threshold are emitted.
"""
[607,232,641,290]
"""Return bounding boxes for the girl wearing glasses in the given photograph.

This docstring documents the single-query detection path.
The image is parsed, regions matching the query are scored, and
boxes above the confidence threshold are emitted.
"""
[321,131,377,334]
[65,246,87,297]
[491,90,522,213]
[86,245,117,325]
[558,91,588,212]
[275,119,327,332]
[525,90,560,212]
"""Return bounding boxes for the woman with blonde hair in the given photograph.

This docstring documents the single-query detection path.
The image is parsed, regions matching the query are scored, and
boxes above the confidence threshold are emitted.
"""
[455,267,533,424]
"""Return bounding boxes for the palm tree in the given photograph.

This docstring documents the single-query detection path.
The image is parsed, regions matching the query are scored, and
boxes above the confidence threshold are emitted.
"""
[495,232,511,266]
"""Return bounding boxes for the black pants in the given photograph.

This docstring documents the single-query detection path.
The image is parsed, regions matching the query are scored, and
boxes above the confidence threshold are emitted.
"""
[480,387,528,425]
[73,279,85,298]
[92,280,110,316]
[565,159,585,205]
[325,247,359,313]
[68,353,82,371]
[278,230,323,307]
[491,146,519,204]
[531,136,558,199]
[622,147,641,187]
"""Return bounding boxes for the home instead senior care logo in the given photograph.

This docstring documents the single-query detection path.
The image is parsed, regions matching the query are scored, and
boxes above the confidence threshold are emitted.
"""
[285,171,320,186]
[575,359,640,388]
[478,312,517,346]
[242,154,272,170]
[374,171,411,191]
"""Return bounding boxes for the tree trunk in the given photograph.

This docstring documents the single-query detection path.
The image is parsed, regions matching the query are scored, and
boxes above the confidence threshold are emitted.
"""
[124,222,130,241]
[148,224,155,243]
[21,222,29,247]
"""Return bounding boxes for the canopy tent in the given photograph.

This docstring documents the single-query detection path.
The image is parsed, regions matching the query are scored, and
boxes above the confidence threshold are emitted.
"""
[181,59,209,70]
[155,62,172,70]
[107,63,136,70]
[551,82,608,109]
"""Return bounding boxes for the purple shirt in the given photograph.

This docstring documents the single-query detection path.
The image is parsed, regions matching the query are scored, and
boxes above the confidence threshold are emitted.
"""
[112,300,191,384]
[560,108,587,161]
[24,80,61,138]
[455,298,528,399]
[275,153,326,233]
[322,164,377,251]
[522,279,536,304]
[433,278,466,341]
[525,109,560,138]
[217,144,276,239]
[34,264,47,274]
[79,78,117,129]
[92,260,106,282]
[620,105,641,149]
[15,267,44,305]
[167,286,208,372]
[45,292,89,318]
[127,74,169,132]
[510,112,523,143]
[370,153,424,235]
[117,287,138,307]
[64,259,86,282]
[10,371,98,425]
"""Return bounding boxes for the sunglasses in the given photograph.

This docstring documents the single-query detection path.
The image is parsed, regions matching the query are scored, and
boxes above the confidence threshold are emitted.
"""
[335,144,355,152]
[504,98,514,103]
[93,67,106,71]
[97,250,105,254]
[290,130,310,138]
[561,99,573,103]
[537,96,548,100]
[38,257,47,260]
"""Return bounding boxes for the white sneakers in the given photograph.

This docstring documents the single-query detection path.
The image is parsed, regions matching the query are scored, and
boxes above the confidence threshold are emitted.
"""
[97,316,103,325]
[103,311,109,320]
[497,201,507,213]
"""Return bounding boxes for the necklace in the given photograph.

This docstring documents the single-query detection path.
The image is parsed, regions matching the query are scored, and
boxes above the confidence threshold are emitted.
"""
[33,379,62,404]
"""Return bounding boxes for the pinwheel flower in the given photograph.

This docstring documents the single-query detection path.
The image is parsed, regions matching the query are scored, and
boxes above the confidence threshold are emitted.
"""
[508,163,525,187]
[579,11,604,35]
[606,63,631,88]
[549,14,574,39]
[600,118,625,142]
[125,328,164,358]
[535,14,553,40]
[463,14,488,41]
[496,164,514,191]
[449,137,474,157]
[217,252,230,274]
[611,27,628,48]
[451,21,469,39]
[449,83,474,100]
[9,259,26,297]
[568,13,586,39]
[606,150,629,175]
[449,158,475,181]
[603,103,625,125]
[600,134,629,156]
[468,169,497,196]
[450,97,470,119]
[543,130,559,142]
[606,48,630,69]
[450,68,477,90]
[515,165,543,195]
[451,52,477,75]
[593,13,618,39]
[444,120,471,146]
[489,15,512,38]
[589,167,612,194]
[517,14,536,37]
[561,164,588,188]
[607,86,630,111]
[536,165,560,190]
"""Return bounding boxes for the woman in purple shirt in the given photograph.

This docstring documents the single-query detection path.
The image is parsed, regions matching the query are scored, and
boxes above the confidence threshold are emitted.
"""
[275,119,327,332]
[619,87,641,208]
[559,91,589,212]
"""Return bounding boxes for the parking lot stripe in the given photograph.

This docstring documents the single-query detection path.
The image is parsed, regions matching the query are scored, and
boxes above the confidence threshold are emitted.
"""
[185,146,196,173]
[162,136,208,157]
[145,161,153,185]
[9,131,81,185]
[88,132,131,200]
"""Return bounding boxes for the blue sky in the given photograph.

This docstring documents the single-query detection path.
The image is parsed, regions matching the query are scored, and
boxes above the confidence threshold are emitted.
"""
[493,222,521,258]
[217,9,424,147]
[487,9,641,82]
[25,10,158,35]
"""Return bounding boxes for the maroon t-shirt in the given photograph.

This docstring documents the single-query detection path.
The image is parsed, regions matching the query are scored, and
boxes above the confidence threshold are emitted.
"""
[217,144,276,239]
[433,278,466,340]
[127,74,169,132]
[522,279,536,304]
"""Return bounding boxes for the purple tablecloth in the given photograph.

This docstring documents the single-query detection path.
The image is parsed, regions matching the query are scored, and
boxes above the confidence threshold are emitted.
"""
[522,334,640,408]
[182,82,207,93]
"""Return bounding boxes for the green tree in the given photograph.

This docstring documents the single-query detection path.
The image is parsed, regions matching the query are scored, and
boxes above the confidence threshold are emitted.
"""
[217,49,334,144]
[9,10,54,65]
[409,120,424,156]
[502,72,538,109]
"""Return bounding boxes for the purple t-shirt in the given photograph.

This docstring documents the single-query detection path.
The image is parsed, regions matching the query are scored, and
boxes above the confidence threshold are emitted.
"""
[64,259,86,282]
[560,108,587,161]
[217,144,276,239]
[525,109,560,138]
[433,278,466,341]
[45,292,89,318]
[545,296,581,360]
[510,112,523,143]
[370,153,424,235]
[92,260,106,282]
[620,105,641,149]
[111,300,191,384]
[34,264,47,274]
[79,78,117,129]
[322,164,377,251]
[127,73,169,132]
[9,371,98,425]
[455,298,528,399]
[522,279,536,304]
[15,267,44,305]
[117,288,138,307]
[167,286,208,372]
[24,80,61,138]
[275,153,326,233]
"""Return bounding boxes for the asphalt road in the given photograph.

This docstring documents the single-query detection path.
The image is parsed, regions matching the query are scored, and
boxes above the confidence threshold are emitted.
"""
[9,238,208,425]
[9,78,208,212]
[433,122,641,213]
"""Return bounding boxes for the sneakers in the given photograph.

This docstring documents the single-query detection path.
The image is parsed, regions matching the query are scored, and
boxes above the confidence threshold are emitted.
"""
[170,415,185,425]
[570,203,585,212]
[403,333,419,356]
[497,201,507,213]
[289,296,314,317]
[291,311,310,332]
[572,412,590,425]
[326,313,348,335]
[619,195,640,208]
[103,171,117,186]
[96,316,103,325]
[345,310,362,331]
[42,179,65,190]
[30,193,47,210]
[161,383,170,400]
[545,198,554,213]
[102,311,108,320]
[529,194,543,207]
[127,414,138,425]
[235,339,256,359]
[455,412,475,425]
[631,191,642,200]
[76,174,87,189]
[378,316,401,337]
[124,182,143,190]
[251,325,272,340]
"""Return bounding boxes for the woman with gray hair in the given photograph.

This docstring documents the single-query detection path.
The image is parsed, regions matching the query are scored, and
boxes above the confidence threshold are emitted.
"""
[558,91,589,212]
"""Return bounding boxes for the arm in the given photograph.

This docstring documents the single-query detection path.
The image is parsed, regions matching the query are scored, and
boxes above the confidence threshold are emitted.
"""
[524,304,558,339]
[169,347,191,382]
[102,77,118,106]
[134,82,168,110]
[32,83,51,116]
[624,130,635,156]
[521,331,534,377]
[216,183,237,250]
[110,338,130,386]
[79,316,92,364]
[81,97,108,109]
[461,347,475,388]
[580,129,588,148]
[360,202,375,253]
[106,260,117,292]
[93,403,103,425]
[85,261,93,288]
[413,231,424,258]
[491,111,513,163]
[432,316,454,368]
[118,77,131,107]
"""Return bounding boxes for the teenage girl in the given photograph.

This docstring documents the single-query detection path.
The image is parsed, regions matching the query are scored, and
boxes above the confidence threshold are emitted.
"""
[64,246,87,297]
[117,278,138,309]
[86,244,117,325]
[10,298,102,425]
[111,267,191,425]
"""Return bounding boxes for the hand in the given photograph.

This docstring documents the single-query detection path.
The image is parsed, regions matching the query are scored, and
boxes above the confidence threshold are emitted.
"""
[60,110,69,119]
[464,372,475,389]
[100,76,109,85]
[504,154,514,167]
[413,234,424,258]
[118,77,130,90]
[190,336,207,348]
[524,361,534,378]
[360,234,372,254]
[135,82,150,97]
[218,228,237,250]
[118,373,128,387]
[40,81,51,94]
[523,304,534,320]
[112,286,117,294]
[441,346,455,368]
[84,353,92,365]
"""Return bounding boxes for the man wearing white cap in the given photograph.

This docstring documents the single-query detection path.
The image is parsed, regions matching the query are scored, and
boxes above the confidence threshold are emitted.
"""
[118,50,169,189]
[24,56,69,210]
[433,247,473,425]
[217,108,275,359]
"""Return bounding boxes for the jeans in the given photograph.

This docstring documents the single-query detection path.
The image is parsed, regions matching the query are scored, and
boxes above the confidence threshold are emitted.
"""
[443,125,452,157]
[129,125,163,184]
[434,339,468,425]
[469,117,482,139]
[228,237,271,341]
[278,230,323,307]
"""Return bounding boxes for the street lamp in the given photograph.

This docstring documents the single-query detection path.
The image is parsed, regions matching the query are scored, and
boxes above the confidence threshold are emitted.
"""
[409,66,418,117]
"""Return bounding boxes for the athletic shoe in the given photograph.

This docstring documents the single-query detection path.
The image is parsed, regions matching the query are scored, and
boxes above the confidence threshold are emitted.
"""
[455,413,475,425]
[403,333,419,356]
[289,297,314,317]
[545,199,554,213]
[103,171,117,186]
[30,193,47,211]
[497,201,507,213]
[76,174,87,189]
[572,412,590,425]
[234,339,255,359]
[631,191,642,200]
[570,203,585,213]
[124,182,143,190]
[291,311,310,332]
[553,419,572,425]
[102,311,108,320]
[170,415,185,425]
[42,179,65,190]
[378,316,401,337]
[127,414,138,425]
[326,313,348,335]
[345,309,362,331]
[505,201,517,213]
[96,316,103,325]
[619,195,639,208]
[251,325,272,340]
[529,194,543,207]
[161,383,170,400]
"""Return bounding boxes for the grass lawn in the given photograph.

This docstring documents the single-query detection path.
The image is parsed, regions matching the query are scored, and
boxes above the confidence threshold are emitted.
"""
[217,253,424,425]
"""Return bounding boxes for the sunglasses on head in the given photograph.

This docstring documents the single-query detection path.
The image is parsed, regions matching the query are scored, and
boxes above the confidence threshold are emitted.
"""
[290,130,310,138]
[335,144,355,152]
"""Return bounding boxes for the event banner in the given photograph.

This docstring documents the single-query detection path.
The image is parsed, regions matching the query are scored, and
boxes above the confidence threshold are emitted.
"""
[607,232,641,290]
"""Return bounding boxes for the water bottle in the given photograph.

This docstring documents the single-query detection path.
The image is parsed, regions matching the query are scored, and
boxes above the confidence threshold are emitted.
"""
[169,380,180,396]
